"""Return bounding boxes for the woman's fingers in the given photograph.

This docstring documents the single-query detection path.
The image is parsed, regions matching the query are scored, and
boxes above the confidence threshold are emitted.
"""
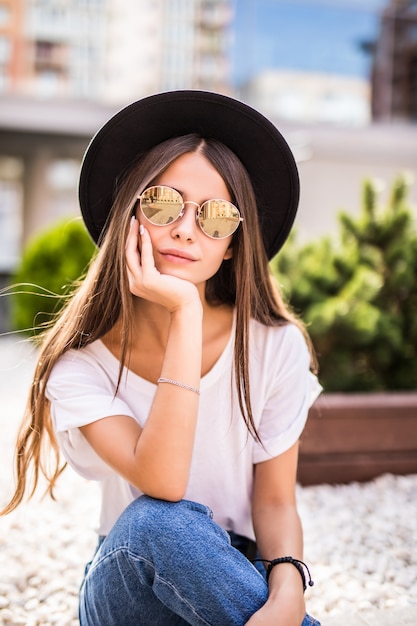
[126,218,154,272]
[125,216,140,267]
[125,217,145,294]
[125,218,161,297]
[138,223,157,275]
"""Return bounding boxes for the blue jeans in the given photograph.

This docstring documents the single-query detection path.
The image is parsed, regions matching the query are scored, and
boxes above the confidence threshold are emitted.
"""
[79,496,320,625]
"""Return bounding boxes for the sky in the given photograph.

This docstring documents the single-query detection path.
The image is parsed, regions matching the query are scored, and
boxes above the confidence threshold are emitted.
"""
[232,0,390,86]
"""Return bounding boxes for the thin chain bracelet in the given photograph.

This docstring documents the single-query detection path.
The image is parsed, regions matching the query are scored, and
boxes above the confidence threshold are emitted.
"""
[254,556,314,591]
[157,377,200,395]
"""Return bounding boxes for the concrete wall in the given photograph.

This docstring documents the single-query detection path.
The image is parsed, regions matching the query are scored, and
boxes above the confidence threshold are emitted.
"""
[282,121,417,243]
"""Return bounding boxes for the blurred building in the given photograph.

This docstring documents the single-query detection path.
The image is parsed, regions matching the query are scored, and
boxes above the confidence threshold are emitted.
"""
[240,70,371,127]
[371,0,417,121]
[0,0,233,102]
[0,0,107,98]
[0,1,23,91]
[0,0,233,297]
[104,0,233,101]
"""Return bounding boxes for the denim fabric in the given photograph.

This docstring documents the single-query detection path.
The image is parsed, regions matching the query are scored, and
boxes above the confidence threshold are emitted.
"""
[79,495,320,625]
[227,531,266,578]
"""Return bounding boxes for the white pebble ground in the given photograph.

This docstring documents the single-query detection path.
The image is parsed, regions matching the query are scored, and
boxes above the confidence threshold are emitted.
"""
[0,336,416,625]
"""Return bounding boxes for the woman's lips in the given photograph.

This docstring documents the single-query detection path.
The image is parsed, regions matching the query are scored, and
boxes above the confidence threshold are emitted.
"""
[159,248,197,263]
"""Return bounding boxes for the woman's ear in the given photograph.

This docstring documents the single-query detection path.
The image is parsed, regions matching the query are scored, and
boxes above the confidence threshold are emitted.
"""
[223,246,233,261]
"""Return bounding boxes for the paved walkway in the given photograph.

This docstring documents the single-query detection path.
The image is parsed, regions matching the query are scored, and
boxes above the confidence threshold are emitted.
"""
[325,606,417,625]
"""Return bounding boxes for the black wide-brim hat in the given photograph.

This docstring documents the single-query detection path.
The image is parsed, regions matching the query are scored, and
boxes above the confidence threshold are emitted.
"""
[79,90,299,259]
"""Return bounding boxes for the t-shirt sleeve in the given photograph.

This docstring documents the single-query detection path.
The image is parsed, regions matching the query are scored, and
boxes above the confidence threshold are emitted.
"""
[253,324,322,464]
[46,349,136,480]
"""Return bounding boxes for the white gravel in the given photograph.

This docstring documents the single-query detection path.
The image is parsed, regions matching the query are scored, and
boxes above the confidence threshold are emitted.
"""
[0,336,416,625]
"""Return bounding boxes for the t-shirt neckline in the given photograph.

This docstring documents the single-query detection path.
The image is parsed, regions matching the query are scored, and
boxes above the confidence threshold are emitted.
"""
[93,310,236,392]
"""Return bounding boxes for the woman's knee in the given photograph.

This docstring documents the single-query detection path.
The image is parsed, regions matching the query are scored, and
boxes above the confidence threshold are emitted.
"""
[111,495,218,548]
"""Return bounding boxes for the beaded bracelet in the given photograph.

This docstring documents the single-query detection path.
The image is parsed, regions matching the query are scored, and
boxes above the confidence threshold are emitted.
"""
[254,556,314,591]
[157,377,200,395]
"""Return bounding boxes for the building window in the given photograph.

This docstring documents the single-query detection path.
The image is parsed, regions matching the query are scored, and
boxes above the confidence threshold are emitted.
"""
[0,35,11,63]
[407,50,417,118]
[47,159,81,218]
[35,69,62,96]
[0,157,23,272]
[0,4,11,26]
[0,66,8,91]
[34,41,66,69]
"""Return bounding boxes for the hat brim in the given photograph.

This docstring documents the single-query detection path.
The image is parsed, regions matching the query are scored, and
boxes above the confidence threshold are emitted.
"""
[78,90,299,259]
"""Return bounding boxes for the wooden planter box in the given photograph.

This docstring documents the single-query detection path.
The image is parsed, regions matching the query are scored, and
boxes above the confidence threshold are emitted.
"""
[297,392,417,486]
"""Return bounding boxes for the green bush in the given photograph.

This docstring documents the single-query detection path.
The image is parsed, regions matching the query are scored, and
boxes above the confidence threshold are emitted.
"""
[271,175,417,391]
[11,218,96,335]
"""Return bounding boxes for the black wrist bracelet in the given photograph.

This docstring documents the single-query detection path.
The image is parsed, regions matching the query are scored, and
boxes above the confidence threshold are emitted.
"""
[254,556,314,591]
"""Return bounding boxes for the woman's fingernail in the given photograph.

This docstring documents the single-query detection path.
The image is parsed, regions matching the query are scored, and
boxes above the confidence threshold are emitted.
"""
[130,215,136,228]
[139,224,145,236]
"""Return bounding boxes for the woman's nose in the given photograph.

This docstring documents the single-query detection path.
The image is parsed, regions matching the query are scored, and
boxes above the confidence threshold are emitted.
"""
[170,204,198,240]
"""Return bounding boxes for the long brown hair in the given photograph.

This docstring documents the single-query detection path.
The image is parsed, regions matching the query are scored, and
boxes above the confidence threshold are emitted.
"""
[1,134,316,515]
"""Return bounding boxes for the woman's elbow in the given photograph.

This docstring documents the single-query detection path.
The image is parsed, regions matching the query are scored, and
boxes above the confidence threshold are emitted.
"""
[141,485,186,503]
[137,475,188,503]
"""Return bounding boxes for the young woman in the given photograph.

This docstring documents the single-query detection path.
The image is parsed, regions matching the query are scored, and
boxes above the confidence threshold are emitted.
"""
[3,91,321,625]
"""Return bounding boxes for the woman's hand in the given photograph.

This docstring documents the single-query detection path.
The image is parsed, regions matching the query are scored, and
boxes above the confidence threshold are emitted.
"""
[126,218,200,313]
[245,593,305,625]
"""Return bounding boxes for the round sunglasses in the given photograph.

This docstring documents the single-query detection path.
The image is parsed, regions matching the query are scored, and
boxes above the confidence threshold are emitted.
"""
[138,185,243,239]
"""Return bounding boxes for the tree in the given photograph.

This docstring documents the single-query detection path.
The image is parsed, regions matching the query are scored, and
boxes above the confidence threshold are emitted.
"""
[11,219,96,335]
[271,176,417,391]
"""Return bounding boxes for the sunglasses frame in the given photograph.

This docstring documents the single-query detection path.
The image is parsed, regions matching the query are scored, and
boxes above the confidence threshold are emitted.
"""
[138,185,243,240]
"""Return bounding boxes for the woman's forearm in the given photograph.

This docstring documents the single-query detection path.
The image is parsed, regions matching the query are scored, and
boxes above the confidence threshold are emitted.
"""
[133,302,203,500]
[252,503,306,624]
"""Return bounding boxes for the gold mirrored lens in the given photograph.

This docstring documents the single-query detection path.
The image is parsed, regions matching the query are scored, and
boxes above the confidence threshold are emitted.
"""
[198,200,241,238]
[140,186,241,238]
[140,186,183,225]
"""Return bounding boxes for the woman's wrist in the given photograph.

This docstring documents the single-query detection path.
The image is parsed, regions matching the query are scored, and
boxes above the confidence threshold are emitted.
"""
[267,561,307,598]
[265,556,314,590]
[169,293,203,317]
[168,300,203,342]
[263,591,306,626]
[161,300,203,389]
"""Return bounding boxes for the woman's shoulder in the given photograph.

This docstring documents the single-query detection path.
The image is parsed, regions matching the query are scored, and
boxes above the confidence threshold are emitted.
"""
[49,339,116,381]
[249,318,310,370]
[250,317,307,346]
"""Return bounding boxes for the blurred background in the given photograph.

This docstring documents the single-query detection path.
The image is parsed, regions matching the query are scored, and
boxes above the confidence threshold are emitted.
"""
[0,0,416,332]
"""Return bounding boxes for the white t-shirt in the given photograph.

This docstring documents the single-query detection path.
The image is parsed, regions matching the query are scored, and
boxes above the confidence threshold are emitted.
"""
[46,319,321,540]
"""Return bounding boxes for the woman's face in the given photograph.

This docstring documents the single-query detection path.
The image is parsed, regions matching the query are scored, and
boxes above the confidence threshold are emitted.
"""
[136,151,234,291]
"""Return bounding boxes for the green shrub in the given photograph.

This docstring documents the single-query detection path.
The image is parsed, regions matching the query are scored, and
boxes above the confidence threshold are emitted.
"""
[11,218,96,335]
[271,175,417,391]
